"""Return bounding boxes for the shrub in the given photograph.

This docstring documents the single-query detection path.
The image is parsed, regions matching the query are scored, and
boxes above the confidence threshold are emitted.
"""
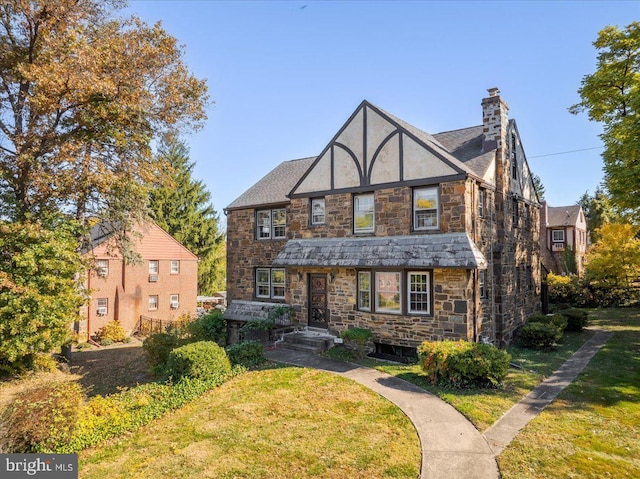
[527,313,568,332]
[0,380,84,453]
[225,341,266,368]
[560,309,589,332]
[165,341,231,381]
[188,310,227,345]
[341,327,374,360]
[96,320,127,344]
[142,333,182,373]
[518,322,563,349]
[417,340,511,388]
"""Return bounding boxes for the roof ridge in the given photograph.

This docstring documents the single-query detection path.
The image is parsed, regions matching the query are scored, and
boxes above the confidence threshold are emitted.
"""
[434,124,483,135]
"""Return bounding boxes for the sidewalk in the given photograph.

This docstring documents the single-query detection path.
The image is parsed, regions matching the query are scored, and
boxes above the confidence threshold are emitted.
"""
[266,329,611,479]
[266,348,499,479]
[483,329,612,454]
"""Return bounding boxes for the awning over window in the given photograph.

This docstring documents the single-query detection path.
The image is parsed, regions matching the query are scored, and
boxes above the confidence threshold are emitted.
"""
[272,233,487,269]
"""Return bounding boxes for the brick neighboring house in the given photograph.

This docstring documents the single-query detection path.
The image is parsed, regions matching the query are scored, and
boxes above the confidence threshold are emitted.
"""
[80,221,198,338]
[540,203,588,276]
[224,88,541,351]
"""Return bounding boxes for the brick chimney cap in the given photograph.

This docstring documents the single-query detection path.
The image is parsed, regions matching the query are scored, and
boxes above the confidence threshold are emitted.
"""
[487,87,500,97]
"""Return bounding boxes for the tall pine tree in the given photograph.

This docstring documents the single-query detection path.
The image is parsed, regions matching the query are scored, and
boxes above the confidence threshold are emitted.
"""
[149,137,225,294]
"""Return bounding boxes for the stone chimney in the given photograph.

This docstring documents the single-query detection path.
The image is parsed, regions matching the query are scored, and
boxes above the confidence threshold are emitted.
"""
[481,87,509,153]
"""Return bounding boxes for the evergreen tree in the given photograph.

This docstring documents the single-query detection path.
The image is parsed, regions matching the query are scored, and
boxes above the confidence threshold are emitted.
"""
[149,138,225,294]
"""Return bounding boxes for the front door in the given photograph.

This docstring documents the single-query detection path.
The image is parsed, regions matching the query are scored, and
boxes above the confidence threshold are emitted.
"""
[308,274,328,329]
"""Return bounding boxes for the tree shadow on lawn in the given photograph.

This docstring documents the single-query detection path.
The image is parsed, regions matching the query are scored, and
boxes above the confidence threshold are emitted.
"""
[69,342,154,397]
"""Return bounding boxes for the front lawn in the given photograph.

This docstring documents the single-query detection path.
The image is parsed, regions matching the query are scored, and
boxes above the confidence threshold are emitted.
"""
[497,308,640,479]
[79,367,420,479]
[337,327,593,431]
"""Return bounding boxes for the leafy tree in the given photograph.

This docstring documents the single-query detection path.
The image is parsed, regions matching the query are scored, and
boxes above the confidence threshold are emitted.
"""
[532,173,546,202]
[0,217,86,374]
[0,0,208,234]
[578,186,618,242]
[149,138,225,294]
[586,223,640,289]
[570,22,640,217]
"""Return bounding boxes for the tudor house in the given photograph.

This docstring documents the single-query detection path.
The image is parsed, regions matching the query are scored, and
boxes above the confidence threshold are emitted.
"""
[224,88,541,350]
[540,203,588,276]
[80,221,199,338]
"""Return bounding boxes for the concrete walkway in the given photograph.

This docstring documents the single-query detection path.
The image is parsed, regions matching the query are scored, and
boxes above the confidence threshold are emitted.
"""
[266,329,611,479]
[484,329,612,455]
[266,348,499,479]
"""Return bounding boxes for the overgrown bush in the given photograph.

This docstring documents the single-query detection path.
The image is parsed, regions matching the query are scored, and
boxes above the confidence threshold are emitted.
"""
[341,327,373,359]
[547,272,639,308]
[188,310,227,345]
[527,313,568,332]
[225,341,266,368]
[561,309,589,332]
[518,322,563,349]
[417,340,511,388]
[165,341,231,381]
[0,380,84,453]
[96,320,127,344]
[142,332,182,374]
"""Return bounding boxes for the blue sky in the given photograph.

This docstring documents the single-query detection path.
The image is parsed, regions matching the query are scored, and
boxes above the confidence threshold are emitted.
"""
[128,0,639,223]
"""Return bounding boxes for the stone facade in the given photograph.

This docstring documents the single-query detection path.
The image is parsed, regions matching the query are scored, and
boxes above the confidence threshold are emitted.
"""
[225,90,541,350]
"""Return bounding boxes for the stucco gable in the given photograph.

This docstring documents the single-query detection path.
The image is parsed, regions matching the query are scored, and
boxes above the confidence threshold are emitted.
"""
[290,101,472,197]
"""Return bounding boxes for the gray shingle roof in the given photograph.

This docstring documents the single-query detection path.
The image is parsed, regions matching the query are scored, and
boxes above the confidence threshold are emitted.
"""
[225,157,316,211]
[272,233,487,269]
[433,126,495,178]
[547,205,582,227]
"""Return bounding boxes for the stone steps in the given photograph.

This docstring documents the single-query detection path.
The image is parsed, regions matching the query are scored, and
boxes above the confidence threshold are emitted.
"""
[279,330,336,354]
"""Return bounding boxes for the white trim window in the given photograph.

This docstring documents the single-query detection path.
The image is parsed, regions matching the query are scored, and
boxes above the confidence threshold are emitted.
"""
[552,229,565,243]
[170,294,179,309]
[311,198,326,225]
[256,268,286,299]
[375,272,401,314]
[257,208,286,239]
[354,193,375,233]
[479,270,487,299]
[408,272,430,314]
[478,189,486,218]
[170,260,180,274]
[96,259,109,277]
[148,295,159,311]
[413,187,439,230]
[149,260,159,275]
[97,298,108,316]
[358,271,371,311]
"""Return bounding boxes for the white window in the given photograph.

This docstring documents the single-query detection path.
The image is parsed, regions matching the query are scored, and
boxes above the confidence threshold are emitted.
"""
[170,260,180,274]
[408,272,430,314]
[311,198,325,225]
[479,270,486,299]
[256,268,271,298]
[271,269,285,299]
[149,260,159,274]
[170,294,179,309]
[512,199,519,226]
[552,230,565,243]
[358,271,371,311]
[96,259,109,277]
[511,134,518,179]
[478,189,485,218]
[354,193,375,233]
[257,208,286,239]
[97,298,108,316]
[375,272,401,314]
[413,187,439,230]
[256,268,285,299]
[148,295,158,311]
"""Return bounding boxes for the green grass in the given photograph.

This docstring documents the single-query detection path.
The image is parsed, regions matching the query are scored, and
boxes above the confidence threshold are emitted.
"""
[327,328,593,431]
[79,367,420,479]
[497,308,640,479]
